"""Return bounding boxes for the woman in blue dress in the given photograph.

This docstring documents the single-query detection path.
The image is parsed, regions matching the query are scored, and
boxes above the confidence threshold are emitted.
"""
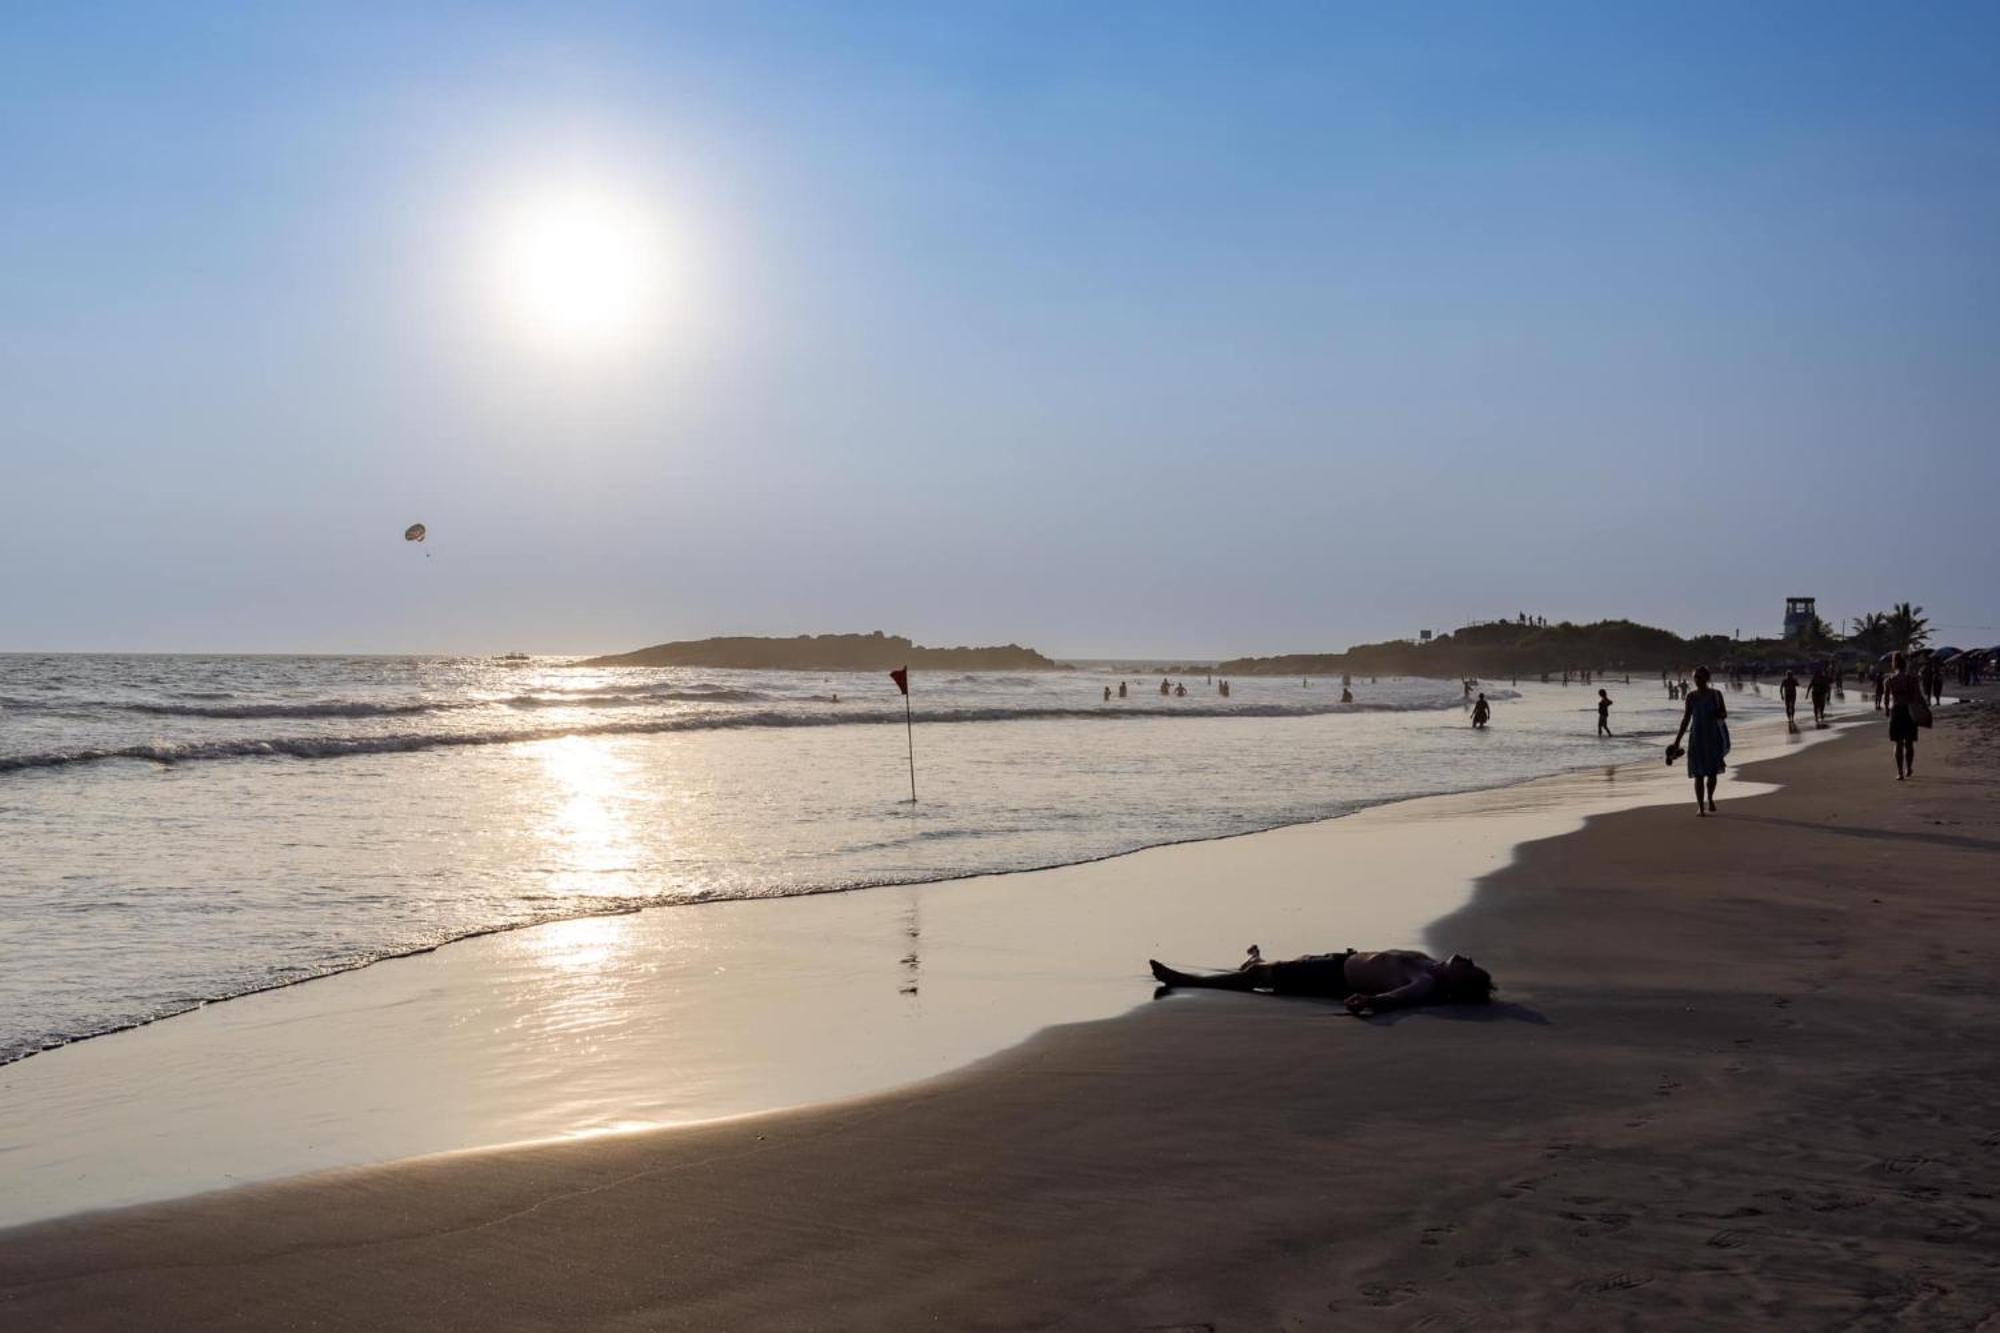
[1670,664,1730,816]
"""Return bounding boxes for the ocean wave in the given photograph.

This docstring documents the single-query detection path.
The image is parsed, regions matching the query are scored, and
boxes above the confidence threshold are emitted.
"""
[4,685,774,722]
[118,700,446,719]
[500,687,769,708]
[0,696,1485,774]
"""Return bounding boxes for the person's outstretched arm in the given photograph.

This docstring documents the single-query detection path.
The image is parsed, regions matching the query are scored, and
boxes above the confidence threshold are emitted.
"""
[1345,973,1437,1014]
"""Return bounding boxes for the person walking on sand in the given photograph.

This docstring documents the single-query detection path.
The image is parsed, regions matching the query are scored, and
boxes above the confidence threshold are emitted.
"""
[1884,652,1924,780]
[1471,692,1490,729]
[1669,665,1729,816]
[1808,665,1831,726]
[1780,670,1800,729]
[1596,688,1614,736]
[1149,945,1494,1014]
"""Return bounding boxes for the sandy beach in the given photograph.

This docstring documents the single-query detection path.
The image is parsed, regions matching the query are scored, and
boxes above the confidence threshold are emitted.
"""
[3,701,1996,1329]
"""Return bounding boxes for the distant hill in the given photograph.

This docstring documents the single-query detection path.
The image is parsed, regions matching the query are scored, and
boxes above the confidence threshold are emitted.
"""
[1214,618,1832,678]
[579,631,1066,672]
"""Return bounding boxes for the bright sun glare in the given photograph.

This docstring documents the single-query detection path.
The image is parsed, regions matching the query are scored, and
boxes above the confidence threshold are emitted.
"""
[488,182,671,354]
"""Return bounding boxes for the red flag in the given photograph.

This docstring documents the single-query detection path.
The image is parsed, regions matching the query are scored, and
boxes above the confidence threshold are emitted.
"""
[889,666,909,695]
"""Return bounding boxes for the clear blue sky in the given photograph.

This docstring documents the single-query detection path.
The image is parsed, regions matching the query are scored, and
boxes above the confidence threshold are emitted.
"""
[5,2,1997,656]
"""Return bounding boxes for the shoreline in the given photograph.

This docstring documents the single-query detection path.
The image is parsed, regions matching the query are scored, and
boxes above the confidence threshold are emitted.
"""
[2,706,1835,1228]
[4,707,1997,1326]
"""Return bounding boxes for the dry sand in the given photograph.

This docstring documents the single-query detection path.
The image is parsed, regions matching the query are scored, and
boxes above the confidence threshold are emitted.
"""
[4,705,1998,1330]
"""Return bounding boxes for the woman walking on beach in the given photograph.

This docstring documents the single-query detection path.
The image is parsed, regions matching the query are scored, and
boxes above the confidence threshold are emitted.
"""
[1884,652,1923,780]
[1670,665,1729,816]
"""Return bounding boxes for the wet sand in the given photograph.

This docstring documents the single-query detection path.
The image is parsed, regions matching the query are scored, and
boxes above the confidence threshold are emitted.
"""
[5,705,1999,1329]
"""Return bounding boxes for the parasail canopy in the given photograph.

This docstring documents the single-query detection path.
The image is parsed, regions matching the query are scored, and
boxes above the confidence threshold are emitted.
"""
[404,523,427,542]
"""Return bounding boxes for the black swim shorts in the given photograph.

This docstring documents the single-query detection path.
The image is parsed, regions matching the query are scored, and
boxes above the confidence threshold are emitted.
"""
[1268,950,1356,997]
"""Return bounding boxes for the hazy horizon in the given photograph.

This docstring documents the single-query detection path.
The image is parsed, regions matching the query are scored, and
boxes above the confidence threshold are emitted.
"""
[6,3,1998,658]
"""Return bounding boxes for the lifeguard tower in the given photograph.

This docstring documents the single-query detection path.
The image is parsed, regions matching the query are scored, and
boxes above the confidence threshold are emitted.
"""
[1784,596,1817,641]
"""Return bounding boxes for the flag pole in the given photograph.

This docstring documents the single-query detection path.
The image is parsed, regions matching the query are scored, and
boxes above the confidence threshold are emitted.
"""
[904,680,917,803]
[890,665,916,803]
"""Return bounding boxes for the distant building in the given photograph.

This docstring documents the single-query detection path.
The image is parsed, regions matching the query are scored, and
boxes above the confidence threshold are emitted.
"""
[1419,629,1432,642]
[1784,597,1818,642]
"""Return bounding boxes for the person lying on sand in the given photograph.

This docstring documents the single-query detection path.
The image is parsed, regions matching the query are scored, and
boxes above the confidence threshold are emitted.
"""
[1149,945,1494,1014]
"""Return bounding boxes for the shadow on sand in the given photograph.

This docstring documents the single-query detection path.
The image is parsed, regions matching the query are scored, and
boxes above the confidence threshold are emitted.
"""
[1151,986,1550,1027]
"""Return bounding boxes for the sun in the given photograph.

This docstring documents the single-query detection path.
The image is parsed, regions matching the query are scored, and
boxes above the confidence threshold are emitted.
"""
[487,181,671,354]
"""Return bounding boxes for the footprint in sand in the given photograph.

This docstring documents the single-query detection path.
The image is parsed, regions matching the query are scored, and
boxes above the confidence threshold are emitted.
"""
[1575,1273,1652,1294]
[1357,1281,1419,1307]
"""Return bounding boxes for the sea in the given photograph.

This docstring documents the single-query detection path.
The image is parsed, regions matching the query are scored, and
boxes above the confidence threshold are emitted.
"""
[0,654,1788,1066]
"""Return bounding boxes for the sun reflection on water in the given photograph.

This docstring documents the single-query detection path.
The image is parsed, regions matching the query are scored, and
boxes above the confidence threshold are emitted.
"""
[529,735,648,899]
[522,911,637,973]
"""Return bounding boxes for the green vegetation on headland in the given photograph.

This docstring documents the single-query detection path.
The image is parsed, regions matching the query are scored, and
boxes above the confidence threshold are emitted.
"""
[580,632,1065,672]
[1211,609,1937,679]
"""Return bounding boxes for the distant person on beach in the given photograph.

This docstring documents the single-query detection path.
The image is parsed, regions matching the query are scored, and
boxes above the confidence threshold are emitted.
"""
[1103,685,1112,702]
[1471,693,1490,728]
[1149,945,1494,1014]
[1669,665,1730,816]
[1160,678,1171,697]
[1808,666,1831,726]
[1340,685,1354,703]
[1922,659,1943,707]
[1118,681,1128,698]
[1175,683,1187,697]
[1884,652,1923,780]
[1780,670,1800,728]
[1874,671,1885,712]
[1596,689,1613,736]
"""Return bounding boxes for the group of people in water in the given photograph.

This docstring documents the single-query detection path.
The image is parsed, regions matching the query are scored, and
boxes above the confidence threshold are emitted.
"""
[1099,676,1238,702]
[1102,675,1359,703]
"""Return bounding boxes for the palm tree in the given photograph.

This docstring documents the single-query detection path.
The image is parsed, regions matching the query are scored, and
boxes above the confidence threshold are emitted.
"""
[1848,612,1889,656]
[1884,602,1930,654]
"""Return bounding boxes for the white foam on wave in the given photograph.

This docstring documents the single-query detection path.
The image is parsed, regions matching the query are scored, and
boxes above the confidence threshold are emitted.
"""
[0,694,1502,774]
